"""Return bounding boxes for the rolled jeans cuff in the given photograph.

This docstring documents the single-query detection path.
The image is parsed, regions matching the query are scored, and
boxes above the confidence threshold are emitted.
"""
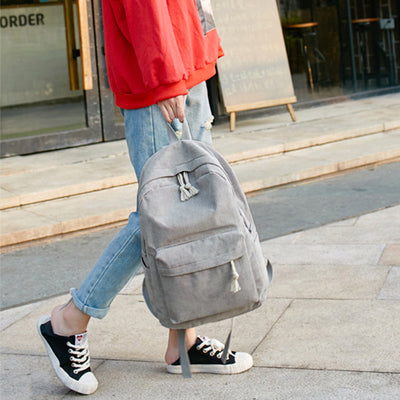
[70,288,110,319]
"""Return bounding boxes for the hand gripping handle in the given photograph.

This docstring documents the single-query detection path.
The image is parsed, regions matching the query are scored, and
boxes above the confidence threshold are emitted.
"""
[167,119,193,143]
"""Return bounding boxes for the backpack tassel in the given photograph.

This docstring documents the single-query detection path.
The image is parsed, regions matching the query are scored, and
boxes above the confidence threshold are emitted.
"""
[177,172,199,202]
[230,261,241,293]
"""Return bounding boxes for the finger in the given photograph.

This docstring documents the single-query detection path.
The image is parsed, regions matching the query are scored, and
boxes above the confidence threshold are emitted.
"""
[157,96,185,123]
[166,104,175,123]
[175,96,185,122]
[159,104,173,123]
[166,100,180,122]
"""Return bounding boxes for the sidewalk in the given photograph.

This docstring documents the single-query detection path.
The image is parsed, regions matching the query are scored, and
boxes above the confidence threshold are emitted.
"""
[1,205,399,399]
[1,93,400,399]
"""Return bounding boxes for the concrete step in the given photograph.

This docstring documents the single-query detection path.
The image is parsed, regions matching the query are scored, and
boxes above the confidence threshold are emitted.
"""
[1,130,399,248]
[1,101,399,211]
[237,130,400,193]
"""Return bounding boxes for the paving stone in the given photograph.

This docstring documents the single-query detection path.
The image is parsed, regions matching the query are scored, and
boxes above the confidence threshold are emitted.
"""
[355,205,400,227]
[0,294,70,355]
[0,300,45,331]
[119,272,144,295]
[254,299,400,372]
[86,296,291,362]
[267,264,389,299]
[0,292,290,362]
[262,232,300,244]
[286,206,400,247]
[2,353,400,400]
[64,360,400,400]
[291,224,400,245]
[379,244,400,265]
[0,353,102,400]
[1,93,400,400]
[378,267,400,300]
[261,242,385,265]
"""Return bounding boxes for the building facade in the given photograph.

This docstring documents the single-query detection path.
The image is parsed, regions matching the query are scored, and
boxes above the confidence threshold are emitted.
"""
[1,0,399,156]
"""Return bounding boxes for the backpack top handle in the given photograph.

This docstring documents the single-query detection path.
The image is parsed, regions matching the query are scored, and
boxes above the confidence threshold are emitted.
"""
[168,119,193,142]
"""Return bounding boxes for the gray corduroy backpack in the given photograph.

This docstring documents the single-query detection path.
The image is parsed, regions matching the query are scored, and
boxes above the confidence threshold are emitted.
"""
[138,122,272,377]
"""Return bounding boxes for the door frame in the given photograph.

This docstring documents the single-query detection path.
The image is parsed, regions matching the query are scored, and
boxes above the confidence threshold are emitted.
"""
[92,0,125,142]
[0,0,104,157]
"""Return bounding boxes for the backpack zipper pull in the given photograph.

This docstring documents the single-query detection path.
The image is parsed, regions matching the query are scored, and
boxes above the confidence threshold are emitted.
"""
[230,261,241,293]
[177,172,199,201]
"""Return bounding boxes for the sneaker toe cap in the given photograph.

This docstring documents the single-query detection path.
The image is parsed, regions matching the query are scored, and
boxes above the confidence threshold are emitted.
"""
[77,372,98,395]
[233,351,253,373]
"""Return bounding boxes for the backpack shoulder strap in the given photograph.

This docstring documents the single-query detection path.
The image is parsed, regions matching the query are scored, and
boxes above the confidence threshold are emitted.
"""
[178,329,192,378]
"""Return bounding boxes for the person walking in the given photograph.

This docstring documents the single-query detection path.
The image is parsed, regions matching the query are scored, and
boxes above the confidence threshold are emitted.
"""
[37,1,253,394]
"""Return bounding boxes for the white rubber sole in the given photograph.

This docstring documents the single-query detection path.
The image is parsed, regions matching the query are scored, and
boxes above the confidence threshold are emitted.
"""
[37,315,98,395]
[166,351,253,375]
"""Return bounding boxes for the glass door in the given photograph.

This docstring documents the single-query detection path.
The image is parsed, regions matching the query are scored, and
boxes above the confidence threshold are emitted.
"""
[91,0,125,142]
[0,0,102,156]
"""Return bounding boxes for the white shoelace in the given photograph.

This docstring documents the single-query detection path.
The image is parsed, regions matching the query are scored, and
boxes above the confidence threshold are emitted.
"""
[196,336,234,360]
[67,341,91,374]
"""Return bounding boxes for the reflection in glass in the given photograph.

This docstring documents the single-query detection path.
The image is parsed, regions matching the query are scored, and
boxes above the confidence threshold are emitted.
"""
[0,0,86,141]
[278,0,399,101]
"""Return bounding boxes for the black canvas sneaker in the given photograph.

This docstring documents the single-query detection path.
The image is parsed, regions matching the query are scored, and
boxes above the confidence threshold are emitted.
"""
[37,315,98,395]
[167,336,253,374]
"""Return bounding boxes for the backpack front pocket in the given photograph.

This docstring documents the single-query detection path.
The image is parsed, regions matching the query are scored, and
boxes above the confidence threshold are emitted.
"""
[154,230,258,326]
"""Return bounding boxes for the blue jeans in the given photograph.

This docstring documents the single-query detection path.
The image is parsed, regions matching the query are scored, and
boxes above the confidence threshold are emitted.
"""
[71,82,213,319]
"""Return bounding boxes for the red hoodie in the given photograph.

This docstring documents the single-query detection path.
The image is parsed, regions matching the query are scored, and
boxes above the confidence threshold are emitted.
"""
[102,0,223,109]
